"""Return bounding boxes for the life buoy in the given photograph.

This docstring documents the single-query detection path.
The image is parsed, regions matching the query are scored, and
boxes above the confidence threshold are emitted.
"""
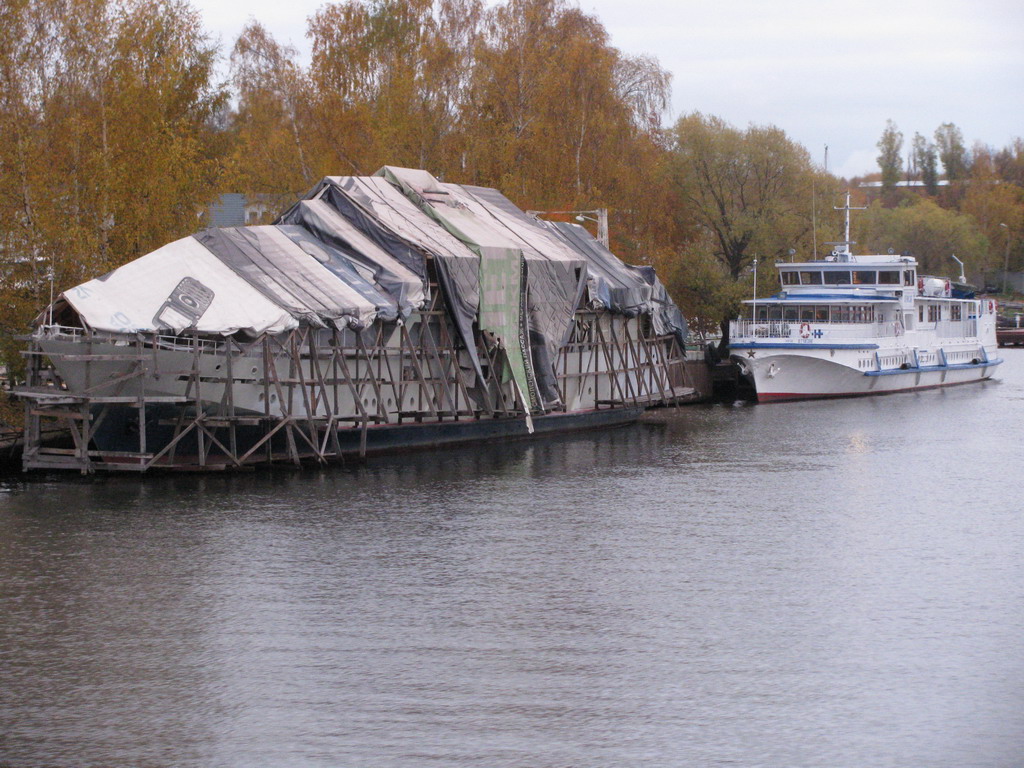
[989,300,996,314]
[917,277,925,294]
[799,322,811,339]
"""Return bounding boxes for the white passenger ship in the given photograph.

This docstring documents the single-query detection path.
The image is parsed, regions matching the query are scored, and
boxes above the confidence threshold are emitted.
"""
[730,197,1001,402]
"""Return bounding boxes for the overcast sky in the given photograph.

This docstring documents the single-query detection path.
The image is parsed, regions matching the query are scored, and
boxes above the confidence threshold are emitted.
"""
[196,0,1024,180]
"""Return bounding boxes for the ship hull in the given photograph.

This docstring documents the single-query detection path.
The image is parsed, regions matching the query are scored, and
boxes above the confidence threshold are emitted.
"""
[87,404,646,470]
[19,314,691,472]
[733,349,1001,403]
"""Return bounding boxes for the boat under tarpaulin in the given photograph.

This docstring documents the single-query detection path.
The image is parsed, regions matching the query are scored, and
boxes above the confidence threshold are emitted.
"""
[18,167,697,473]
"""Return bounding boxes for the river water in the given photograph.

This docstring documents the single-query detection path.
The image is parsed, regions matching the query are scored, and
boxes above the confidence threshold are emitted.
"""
[2,355,1023,767]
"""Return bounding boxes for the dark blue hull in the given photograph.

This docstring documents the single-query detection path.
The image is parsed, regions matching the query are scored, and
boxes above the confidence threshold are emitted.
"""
[334,407,644,457]
[90,405,645,470]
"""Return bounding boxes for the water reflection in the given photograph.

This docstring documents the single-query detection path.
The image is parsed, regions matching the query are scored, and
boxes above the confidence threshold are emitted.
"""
[1,358,1022,766]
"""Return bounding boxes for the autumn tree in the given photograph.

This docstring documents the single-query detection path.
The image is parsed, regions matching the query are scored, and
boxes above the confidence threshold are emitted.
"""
[859,198,989,277]
[935,122,968,181]
[670,113,839,346]
[306,0,484,178]
[994,138,1024,187]
[229,22,314,213]
[912,132,939,195]
[956,146,1024,280]
[876,119,903,203]
[0,0,226,376]
[464,0,673,253]
[221,0,675,262]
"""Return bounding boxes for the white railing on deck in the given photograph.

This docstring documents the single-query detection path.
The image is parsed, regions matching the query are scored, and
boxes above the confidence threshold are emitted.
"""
[933,319,977,339]
[36,324,227,353]
[731,320,898,342]
[732,317,981,343]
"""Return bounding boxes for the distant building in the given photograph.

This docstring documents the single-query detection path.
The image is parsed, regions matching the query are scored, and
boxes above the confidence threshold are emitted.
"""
[205,193,285,228]
[207,194,246,227]
[857,179,952,203]
[858,180,950,189]
[243,196,275,224]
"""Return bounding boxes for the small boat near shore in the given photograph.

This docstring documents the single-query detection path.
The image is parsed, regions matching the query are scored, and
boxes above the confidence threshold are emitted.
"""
[729,195,1001,402]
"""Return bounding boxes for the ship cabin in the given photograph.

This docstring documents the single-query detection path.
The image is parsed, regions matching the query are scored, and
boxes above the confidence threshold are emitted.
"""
[732,254,981,344]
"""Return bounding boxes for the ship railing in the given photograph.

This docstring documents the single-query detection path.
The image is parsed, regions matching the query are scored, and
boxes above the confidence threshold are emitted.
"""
[933,319,978,339]
[35,324,88,340]
[35,324,227,354]
[731,319,900,342]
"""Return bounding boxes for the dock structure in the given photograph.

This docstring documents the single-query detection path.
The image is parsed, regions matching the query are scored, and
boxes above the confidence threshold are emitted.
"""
[16,167,696,474]
[997,327,1024,347]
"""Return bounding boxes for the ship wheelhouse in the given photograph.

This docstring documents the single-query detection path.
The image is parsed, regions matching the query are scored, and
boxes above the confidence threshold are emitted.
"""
[777,263,916,290]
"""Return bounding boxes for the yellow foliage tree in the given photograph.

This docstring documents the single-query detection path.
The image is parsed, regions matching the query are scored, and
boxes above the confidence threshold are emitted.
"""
[669,113,840,343]
[0,0,225,376]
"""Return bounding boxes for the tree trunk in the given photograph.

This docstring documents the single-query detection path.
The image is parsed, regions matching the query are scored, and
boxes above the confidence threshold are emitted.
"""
[717,315,731,354]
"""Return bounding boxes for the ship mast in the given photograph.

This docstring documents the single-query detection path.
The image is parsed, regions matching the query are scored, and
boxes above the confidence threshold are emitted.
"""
[828,191,867,262]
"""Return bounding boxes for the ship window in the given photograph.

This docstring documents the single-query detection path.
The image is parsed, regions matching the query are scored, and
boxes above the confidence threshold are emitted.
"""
[800,307,815,321]
[815,306,829,322]
[824,271,851,285]
[853,270,876,284]
[756,307,768,321]
[928,304,940,322]
[879,270,900,284]
[904,270,915,286]
[799,271,823,285]
[951,304,962,320]
[781,271,799,286]
[768,306,782,320]
[784,307,799,321]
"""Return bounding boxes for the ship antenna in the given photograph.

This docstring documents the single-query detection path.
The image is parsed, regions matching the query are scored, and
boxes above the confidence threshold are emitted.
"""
[831,191,867,261]
[812,178,818,260]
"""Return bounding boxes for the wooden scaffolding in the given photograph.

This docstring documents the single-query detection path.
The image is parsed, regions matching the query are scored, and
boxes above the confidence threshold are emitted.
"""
[16,285,697,474]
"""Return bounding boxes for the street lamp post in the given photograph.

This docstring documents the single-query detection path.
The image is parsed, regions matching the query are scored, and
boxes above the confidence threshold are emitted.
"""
[527,209,609,249]
[752,258,758,320]
[1000,223,1011,294]
[574,210,609,249]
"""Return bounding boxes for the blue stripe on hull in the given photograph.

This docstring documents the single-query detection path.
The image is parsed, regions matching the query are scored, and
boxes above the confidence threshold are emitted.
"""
[864,358,1003,377]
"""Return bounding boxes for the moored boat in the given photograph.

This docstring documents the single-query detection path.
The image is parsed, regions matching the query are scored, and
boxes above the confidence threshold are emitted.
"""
[729,195,1001,402]
[16,167,696,472]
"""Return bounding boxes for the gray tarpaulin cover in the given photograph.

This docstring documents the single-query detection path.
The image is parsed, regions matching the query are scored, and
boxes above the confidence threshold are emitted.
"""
[56,166,687,406]
[295,175,485,382]
[548,221,688,346]
[275,199,425,318]
[375,166,540,410]
[458,184,586,406]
